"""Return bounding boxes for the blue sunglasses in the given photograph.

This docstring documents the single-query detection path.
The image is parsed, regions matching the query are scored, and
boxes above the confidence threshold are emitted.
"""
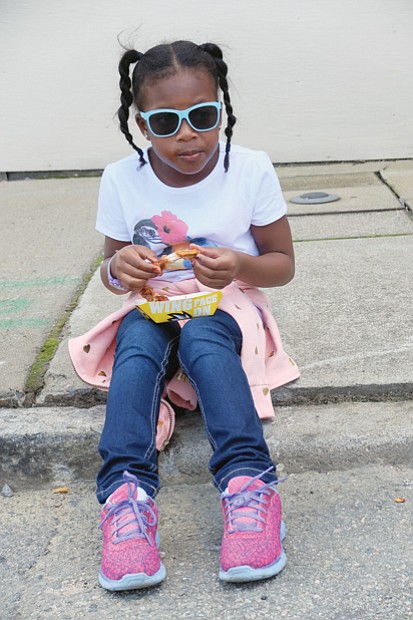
[140,101,221,138]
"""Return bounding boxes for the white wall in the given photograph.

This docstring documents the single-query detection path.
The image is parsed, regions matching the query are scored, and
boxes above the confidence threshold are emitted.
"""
[1,0,412,171]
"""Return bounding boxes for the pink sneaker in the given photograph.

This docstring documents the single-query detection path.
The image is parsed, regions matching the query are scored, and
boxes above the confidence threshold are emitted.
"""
[219,470,286,582]
[98,471,165,591]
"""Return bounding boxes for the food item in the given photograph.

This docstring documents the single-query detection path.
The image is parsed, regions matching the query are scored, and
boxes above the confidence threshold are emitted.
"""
[139,249,199,302]
[157,248,199,271]
[140,285,169,302]
[175,248,200,259]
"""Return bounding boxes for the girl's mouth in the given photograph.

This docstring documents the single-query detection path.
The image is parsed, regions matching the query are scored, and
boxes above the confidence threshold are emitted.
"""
[179,150,203,162]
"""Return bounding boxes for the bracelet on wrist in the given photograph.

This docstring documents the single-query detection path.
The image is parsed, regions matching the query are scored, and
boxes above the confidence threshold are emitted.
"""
[107,256,128,291]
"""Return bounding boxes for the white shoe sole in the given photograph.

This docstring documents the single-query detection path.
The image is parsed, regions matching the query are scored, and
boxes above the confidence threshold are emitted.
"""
[219,521,287,583]
[99,563,166,591]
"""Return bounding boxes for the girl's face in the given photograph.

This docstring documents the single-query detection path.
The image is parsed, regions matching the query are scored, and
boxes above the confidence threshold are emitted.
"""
[136,68,220,187]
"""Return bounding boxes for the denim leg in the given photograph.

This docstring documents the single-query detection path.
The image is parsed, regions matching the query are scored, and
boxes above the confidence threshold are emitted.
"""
[96,310,180,503]
[177,310,277,492]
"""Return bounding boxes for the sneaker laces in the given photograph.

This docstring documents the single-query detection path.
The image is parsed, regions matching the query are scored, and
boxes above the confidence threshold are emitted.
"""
[223,467,286,534]
[99,472,157,545]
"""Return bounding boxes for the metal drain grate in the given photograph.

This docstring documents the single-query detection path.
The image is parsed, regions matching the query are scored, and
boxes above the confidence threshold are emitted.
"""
[290,191,340,205]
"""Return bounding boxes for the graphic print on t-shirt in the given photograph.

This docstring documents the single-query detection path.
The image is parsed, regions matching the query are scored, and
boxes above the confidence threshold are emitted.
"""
[133,210,217,276]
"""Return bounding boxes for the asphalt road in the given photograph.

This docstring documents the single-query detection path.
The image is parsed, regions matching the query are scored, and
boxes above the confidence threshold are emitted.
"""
[1,465,412,620]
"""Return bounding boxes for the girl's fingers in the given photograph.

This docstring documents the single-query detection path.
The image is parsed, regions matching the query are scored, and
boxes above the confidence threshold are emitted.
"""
[192,262,233,289]
[116,248,159,277]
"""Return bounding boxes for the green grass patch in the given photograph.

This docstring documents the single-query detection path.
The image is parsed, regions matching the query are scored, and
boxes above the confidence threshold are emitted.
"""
[24,253,103,396]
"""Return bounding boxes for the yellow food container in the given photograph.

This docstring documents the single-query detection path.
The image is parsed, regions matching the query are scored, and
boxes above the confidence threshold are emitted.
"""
[136,290,223,323]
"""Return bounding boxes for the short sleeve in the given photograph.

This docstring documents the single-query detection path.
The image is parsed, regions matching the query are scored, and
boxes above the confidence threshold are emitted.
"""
[251,151,287,226]
[95,164,131,241]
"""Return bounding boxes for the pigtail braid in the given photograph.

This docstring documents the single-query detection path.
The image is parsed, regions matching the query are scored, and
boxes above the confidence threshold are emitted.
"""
[199,43,236,172]
[118,50,146,166]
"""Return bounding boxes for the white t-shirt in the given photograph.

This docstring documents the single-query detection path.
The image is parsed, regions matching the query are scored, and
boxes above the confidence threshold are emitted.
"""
[96,142,287,282]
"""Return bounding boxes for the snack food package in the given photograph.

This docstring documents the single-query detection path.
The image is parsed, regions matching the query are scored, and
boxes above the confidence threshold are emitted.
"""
[136,290,223,323]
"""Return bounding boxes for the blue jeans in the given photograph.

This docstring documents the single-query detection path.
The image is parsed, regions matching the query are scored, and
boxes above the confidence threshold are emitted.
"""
[97,309,277,503]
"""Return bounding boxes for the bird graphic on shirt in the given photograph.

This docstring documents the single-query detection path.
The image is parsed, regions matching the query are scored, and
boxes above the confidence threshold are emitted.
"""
[133,220,164,249]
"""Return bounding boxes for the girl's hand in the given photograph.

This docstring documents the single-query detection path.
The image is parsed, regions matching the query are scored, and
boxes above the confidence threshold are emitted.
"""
[190,215,295,290]
[190,245,241,289]
[108,245,161,292]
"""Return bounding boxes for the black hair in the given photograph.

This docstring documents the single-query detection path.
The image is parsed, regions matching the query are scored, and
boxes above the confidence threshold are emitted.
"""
[117,40,236,171]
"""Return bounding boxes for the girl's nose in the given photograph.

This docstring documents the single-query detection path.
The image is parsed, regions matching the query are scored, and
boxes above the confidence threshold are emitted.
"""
[176,119,197,139]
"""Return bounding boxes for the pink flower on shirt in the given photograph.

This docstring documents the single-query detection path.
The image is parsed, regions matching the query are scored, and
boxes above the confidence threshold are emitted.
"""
[152,211,188,245]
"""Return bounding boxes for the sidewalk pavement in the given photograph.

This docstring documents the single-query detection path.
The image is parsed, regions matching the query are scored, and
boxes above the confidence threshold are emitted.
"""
[1,157,412,482]
[0,160,412,619]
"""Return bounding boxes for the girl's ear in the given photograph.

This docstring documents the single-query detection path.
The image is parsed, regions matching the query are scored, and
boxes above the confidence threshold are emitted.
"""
[135,114,150,140]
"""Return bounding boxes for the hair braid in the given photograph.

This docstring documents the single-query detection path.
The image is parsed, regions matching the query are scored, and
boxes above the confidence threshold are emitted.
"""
[199,43,236,171]
[118,49,146,166]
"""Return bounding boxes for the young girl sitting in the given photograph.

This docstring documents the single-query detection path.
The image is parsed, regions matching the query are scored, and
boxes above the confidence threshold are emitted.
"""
[69,39,299,591]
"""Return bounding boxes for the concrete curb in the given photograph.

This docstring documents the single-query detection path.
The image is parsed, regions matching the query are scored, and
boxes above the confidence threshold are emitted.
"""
[36,381,413,410]
[1,401,412,489]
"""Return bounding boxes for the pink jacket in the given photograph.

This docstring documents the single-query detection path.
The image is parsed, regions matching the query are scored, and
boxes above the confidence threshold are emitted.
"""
[68,279,299,448]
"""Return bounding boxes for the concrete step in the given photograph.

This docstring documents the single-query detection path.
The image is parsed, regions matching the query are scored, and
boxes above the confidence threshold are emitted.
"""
[1,401,412,488]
